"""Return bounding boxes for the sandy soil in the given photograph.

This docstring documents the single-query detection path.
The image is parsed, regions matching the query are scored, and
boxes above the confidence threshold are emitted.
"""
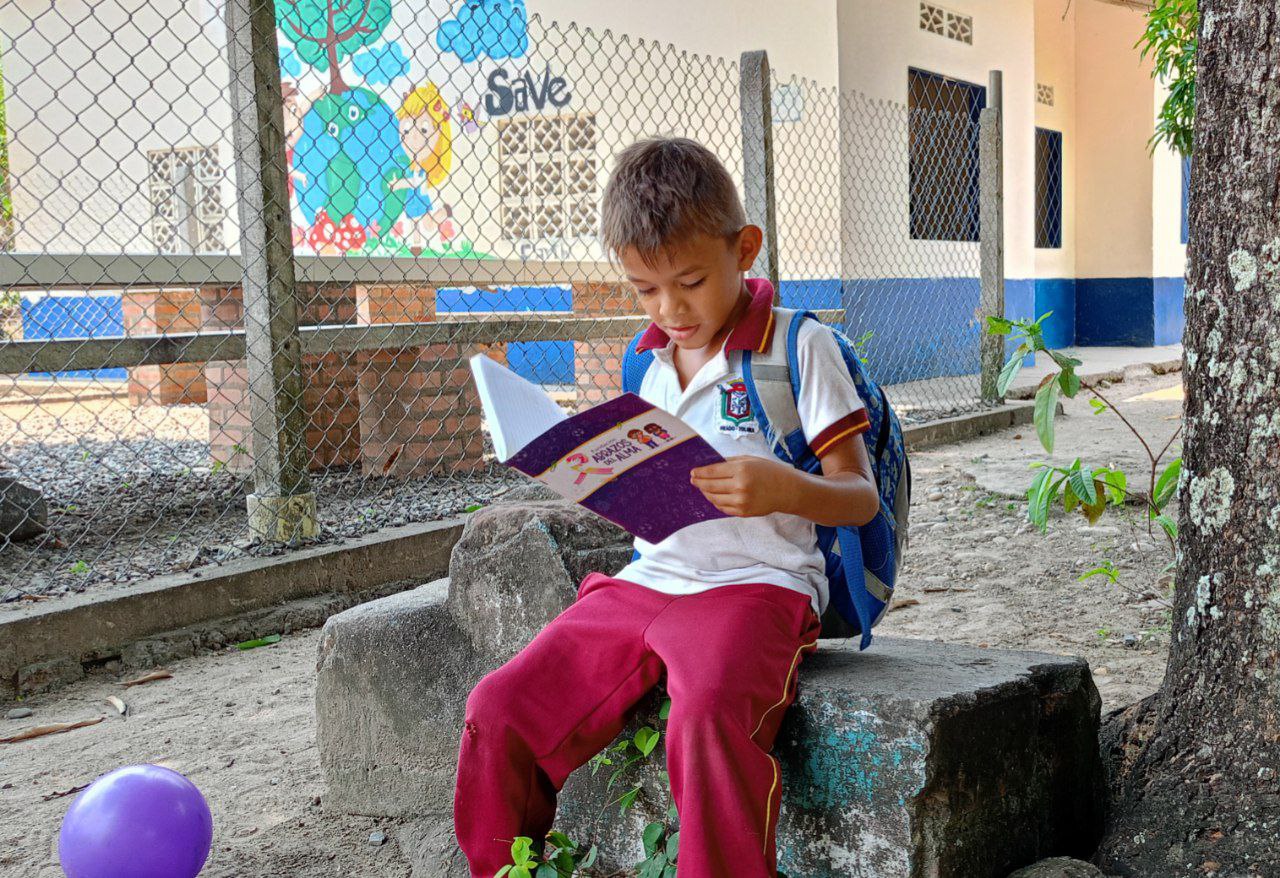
[0,372,1184,876]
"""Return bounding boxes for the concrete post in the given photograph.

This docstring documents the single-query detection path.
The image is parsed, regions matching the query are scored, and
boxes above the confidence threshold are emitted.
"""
[740,50,780,302]
[979,70,1006,403]
[224,0,318,541]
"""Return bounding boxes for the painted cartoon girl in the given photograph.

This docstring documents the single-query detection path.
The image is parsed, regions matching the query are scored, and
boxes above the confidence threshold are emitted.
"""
[394,83,464,250]
[644,423,674,442]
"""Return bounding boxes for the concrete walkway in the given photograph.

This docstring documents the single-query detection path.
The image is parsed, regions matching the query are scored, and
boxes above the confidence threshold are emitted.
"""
[1009,345,1182,400]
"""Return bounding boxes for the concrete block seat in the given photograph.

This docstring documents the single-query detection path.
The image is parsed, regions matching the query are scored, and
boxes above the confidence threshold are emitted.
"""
[316,494,1104,876]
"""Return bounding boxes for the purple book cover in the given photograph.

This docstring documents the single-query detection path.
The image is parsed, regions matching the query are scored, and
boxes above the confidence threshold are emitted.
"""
[505,394,728,543]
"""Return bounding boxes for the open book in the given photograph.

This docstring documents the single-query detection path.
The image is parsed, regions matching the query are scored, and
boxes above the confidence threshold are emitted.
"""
[470,355,727,542]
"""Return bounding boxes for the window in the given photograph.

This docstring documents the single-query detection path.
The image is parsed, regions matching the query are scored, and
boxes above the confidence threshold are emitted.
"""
[146,145,227,253]
[1180,154,1191,244]
[908,68,985,242]
[497,114,598,242]
[1034,127,1062,249]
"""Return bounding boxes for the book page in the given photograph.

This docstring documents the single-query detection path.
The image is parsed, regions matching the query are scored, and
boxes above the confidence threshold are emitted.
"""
[469,354,568,461]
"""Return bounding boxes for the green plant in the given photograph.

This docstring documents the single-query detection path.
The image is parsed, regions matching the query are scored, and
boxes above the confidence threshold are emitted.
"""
[69,560,90,575]
[512,698,679,878]
[496,833,598,878]
[1080,559,1121,585]
[1137,0,1197,157]
[851,330,874,365]
[988,313,1181,554]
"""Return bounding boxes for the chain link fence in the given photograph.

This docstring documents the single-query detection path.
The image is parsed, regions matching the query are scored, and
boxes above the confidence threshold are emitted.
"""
[0,0,1004,602]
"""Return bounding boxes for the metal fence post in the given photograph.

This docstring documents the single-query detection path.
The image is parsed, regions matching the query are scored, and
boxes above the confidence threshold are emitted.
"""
[224,0,317,541]
[740,50,780,302]
[979,69,1005,403]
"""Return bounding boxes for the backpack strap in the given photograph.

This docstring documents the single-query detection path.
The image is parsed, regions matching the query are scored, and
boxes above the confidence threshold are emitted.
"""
[621,331,654,396]
[740,307,816,469]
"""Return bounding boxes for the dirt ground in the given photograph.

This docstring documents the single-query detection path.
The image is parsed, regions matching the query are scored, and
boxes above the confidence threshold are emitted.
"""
[0,371,1184,877]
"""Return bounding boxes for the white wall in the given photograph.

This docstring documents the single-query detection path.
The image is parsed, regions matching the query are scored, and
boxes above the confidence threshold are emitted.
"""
[1033,0,1076,279]
[1073,0,1154,279]
[1151,77,1188,278]
[836,0,1036,280]
[535,0,838,85]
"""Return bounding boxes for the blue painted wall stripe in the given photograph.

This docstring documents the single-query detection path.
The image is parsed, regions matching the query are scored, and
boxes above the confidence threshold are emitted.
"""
[1033,279,1076,350]
[1153,276,1185,346]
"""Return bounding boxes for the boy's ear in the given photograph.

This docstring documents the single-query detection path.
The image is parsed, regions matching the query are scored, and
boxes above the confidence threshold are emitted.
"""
[734,225,764,271]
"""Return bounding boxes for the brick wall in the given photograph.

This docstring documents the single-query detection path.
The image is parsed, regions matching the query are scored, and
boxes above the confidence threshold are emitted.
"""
[121,289,208,406]
[572,281,641,411]
[199,283,506,477]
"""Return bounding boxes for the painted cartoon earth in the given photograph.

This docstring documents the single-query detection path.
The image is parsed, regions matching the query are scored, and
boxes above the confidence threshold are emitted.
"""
[294,87,409,244]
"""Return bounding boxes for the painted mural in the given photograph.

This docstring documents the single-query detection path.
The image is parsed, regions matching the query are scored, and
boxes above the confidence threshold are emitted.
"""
[276,0,548,258]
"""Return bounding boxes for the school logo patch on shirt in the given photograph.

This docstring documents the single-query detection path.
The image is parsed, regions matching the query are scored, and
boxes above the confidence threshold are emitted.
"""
[717,379,759,436]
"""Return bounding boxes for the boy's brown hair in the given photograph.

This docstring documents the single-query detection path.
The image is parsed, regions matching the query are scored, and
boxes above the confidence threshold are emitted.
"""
[600,137,747,265]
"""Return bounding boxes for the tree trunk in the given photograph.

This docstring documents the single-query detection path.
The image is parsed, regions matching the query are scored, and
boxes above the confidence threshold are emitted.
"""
[1094,2,1280,874]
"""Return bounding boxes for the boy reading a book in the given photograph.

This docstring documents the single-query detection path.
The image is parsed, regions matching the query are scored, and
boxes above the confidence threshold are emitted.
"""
[454,137,881,877]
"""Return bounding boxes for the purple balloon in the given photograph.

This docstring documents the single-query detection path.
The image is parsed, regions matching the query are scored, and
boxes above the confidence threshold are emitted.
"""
[59,764,213,878]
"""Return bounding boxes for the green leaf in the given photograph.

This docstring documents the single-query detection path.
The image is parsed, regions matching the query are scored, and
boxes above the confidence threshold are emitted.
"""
[581,846,598,868]
[1048,350,1084,370]
[666,830,680,861]
[986,316,1014,335]
[667,803,679,821]
[535,864,558,878]
[496,868,512,878]
[1155,514,1179,541]
[1034,378,1061,453]
[1089,398,1108,415]
[1079,561,1120,584]
[511,838,533,864]
[235,633,282,650]
[1031,310,1055,330]
[545,831,572,851]
[642,822,665,856]
[659,698,672,720]
[1068,468,1097,506]
[617,786,641,813]
[1057,367,1082,398]
[511,866,531,878]
[1063,480,1079,513]
[1027,467,1056,533]
[633,726,660,756]
[997,345,1029,396]
[1099,469,1128,505]
[1153,458,1182,513]
[664,865,677,878]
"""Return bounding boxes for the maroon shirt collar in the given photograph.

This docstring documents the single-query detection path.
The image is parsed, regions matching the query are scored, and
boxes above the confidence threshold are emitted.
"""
[635,277,777,354]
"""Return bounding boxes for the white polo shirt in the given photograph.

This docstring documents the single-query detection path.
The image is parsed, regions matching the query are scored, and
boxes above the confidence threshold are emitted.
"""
[615,279,869,616]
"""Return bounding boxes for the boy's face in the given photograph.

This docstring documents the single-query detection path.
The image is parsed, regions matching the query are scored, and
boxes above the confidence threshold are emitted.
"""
[619,227,763,352]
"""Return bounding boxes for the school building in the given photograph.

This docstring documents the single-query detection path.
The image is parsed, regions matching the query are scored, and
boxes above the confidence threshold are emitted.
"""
[0,0,1186,391]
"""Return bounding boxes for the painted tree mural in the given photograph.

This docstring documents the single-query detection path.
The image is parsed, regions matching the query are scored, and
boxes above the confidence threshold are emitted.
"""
[276,0,392,96]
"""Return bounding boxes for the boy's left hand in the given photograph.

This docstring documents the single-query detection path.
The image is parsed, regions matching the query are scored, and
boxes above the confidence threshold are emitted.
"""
[690,455,797,517]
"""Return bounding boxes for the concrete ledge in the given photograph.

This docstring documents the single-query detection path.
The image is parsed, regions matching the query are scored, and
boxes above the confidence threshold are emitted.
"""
[0,517,464,696]
[1008,353,1183,401]
[904,402,1035,450]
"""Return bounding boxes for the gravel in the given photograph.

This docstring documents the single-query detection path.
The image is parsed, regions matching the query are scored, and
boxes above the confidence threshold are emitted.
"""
[0,397,524,604]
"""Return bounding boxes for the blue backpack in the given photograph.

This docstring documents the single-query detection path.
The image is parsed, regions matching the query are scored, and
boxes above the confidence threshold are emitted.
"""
[621,307,911,650]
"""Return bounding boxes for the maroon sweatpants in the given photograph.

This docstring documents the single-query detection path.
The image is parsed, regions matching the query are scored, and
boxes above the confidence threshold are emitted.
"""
[453,571,822,878]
